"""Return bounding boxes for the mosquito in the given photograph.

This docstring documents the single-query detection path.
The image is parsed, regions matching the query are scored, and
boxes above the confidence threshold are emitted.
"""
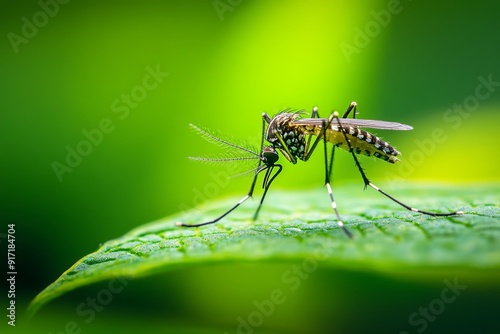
[176,102,464,238]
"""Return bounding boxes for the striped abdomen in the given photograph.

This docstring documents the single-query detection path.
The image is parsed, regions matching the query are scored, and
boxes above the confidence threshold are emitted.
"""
[304,124,400,163]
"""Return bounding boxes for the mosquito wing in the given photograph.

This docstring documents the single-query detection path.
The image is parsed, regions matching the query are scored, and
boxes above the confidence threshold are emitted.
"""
[294,118,413,130]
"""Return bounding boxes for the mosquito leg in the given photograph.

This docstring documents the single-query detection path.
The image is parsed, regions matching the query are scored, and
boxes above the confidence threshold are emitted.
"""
[364,182,464,216]
[311,106,320,118]
[327,144,335,182]
[252,164,283,220]
[322,119,353,238]
[303,108,339,161]
[176,166,265,227]
[176,195,251,227]
[261,113,271,148]
[301,107,319,160]
[304,106,354,161]
[342,102,357,119]
[332,116,464,217]
[301,107,321,160]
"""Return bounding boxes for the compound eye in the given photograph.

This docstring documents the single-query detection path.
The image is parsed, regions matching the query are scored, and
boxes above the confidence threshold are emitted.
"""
[262,146,279,165]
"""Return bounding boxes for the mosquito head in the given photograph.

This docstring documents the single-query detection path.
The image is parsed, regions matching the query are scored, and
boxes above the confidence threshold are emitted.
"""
[261,146,279,166]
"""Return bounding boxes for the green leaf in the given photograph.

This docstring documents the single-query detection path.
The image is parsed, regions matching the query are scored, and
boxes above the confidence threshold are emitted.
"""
[28,184,499,316]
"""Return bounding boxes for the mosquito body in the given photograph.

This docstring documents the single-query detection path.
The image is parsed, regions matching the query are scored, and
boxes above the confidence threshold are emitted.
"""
[177,102,463,238]
[265,110,405,164]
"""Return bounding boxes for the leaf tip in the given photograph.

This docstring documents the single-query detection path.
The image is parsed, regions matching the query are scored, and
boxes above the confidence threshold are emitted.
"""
[26,296,43,318]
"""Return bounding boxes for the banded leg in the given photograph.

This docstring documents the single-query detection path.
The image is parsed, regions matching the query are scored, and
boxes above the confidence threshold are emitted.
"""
[332,115,464,217]
[321,118,353,238]
[303,109,346,234]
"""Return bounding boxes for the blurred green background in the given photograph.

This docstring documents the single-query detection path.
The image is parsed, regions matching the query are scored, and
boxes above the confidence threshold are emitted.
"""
[1,0,499,333]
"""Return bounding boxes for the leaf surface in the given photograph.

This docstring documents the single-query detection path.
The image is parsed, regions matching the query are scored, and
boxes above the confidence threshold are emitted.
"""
[29,184,500,315]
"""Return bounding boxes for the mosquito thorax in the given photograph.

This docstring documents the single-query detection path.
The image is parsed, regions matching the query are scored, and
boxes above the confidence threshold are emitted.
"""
[261,146,279,165]
[265,112,306,159]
